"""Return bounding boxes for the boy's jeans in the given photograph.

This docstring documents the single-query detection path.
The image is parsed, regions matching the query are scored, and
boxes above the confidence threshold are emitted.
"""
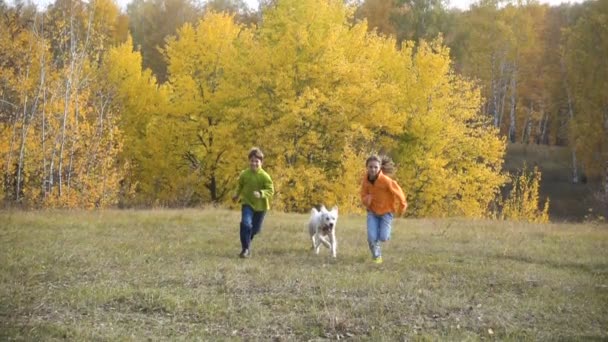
[367,211,393,258]
[240,205,266,251]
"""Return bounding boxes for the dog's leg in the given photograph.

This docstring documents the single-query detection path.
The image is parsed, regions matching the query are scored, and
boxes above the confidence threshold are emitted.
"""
[330,232,337,258]
[313,235,322,254]
[318,235,331,249]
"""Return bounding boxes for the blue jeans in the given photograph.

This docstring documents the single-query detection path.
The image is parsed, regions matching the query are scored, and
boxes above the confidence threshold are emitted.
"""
[367,211,393,258]
[240,205,266,251]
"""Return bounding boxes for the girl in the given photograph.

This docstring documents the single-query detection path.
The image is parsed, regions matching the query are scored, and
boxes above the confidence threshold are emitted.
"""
[232,147,274,258]
[360,155,407,264]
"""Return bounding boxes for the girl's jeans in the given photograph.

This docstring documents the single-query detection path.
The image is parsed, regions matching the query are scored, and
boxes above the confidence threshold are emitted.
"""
[367,211,393,258]
[240,204,266,251]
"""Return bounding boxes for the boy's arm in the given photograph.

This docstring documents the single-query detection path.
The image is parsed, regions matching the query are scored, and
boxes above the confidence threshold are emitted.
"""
[232,171,244,201]
[259,172,274,198]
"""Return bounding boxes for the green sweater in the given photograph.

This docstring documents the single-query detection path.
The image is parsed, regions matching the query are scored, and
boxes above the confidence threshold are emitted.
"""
[235,168,274,211]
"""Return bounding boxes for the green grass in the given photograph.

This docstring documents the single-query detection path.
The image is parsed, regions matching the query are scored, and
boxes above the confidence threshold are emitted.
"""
[1,209,607,340]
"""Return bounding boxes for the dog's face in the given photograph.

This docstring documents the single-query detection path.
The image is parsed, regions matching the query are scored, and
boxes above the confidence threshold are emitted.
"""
[318,206,338,234]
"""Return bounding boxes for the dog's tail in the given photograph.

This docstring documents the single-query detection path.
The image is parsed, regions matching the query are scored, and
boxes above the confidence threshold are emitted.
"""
[308,207,318,237]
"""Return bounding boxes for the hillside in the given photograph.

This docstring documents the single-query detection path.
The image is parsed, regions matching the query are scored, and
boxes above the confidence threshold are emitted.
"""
[504,143,603,221]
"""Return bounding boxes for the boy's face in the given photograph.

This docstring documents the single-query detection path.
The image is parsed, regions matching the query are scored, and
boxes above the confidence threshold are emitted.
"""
[249,157,262,172]
[366,160,380,179]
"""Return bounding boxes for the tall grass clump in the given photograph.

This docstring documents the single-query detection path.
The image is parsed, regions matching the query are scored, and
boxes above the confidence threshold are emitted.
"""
[500,164,550,223]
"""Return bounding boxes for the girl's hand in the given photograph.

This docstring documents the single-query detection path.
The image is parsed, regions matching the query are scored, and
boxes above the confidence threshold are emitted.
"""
[253,191,261,198]
[364,194,372,206]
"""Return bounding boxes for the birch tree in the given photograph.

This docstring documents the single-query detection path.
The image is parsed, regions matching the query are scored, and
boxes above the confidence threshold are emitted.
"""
[564,0,608,214]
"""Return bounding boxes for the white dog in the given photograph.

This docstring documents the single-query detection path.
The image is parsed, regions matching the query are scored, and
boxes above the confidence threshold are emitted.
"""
[308,205,339,258]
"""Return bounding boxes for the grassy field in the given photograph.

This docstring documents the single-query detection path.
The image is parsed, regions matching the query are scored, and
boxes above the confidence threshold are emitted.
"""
[1,209,607,340]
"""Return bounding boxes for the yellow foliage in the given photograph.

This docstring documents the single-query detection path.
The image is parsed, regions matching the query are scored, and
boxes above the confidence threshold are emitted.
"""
[394,39,507,217]
[163,12,252,205]
[101,36,170,206]
[1,0,511,215]
[564,0,608,179]
[500,164,550,223]
[0,9,126,209]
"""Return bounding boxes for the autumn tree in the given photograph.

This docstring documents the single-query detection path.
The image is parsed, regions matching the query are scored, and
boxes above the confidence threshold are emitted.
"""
[127,0,201,83]
[355,0,399,38]
[563,0,608,214]
[0,3,46,205]
[355,0,453,44]
[452,2,549,145]
[163,12,254,205]
[247,0,410,212]
[100,36,171,206]
[238,0,507,215]
[0,0,126,208]
[394,40,506,217]
[203,0,258,25]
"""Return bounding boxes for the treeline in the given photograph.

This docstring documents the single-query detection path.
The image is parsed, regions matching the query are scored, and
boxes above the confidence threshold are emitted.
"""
[358,0,607,186]
[0,0,602,219]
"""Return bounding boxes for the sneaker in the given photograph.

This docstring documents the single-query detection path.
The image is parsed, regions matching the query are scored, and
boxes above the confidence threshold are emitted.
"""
[239,249,251,258]
[372,256,383,264]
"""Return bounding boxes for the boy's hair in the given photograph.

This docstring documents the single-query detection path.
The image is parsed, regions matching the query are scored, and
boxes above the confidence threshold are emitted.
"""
[248,147,264,161]
[366,154,395,176]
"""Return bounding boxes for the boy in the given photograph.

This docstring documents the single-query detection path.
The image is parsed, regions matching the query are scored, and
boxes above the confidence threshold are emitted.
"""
[232,147,274,258]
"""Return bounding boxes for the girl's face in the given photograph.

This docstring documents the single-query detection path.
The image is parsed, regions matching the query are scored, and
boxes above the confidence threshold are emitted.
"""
[249,157,262,172]
[366,160,380,179]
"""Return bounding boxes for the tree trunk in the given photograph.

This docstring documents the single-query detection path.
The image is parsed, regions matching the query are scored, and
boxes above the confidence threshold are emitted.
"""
[604,160,608,219]
[15,91,29,203]
[58,14,77,198]
[521,103,532,144]
[498,66,509,131]
[66,102,77,195]
[508,70,517,143]
[561,56,579,183]
[16,58,45,204]
[538,106,548,145]
[4,110,18,203]
[491,54,498,126]
[604,108,608,218]
[42,89,48,199]
[565,86,579,183]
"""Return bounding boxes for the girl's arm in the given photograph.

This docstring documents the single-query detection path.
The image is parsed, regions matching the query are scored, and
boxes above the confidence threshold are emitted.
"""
[360,178,371,207]
[389,180,407,215]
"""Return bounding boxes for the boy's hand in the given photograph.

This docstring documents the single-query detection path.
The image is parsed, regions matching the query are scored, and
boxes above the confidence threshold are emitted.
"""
[253,191,261,198]
[232,194,239,202]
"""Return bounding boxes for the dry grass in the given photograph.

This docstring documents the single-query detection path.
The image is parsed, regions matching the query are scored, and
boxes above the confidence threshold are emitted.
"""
[1,209,607,340]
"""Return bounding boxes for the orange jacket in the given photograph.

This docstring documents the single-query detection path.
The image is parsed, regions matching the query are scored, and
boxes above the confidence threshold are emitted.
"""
[360,171,407,216]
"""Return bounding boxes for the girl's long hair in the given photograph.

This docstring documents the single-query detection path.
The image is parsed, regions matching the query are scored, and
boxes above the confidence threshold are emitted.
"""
[366,155,395,177]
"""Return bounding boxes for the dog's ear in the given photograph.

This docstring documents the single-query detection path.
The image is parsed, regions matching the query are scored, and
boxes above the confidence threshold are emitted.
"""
[331,206,338,215]
[311,207,318,215]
